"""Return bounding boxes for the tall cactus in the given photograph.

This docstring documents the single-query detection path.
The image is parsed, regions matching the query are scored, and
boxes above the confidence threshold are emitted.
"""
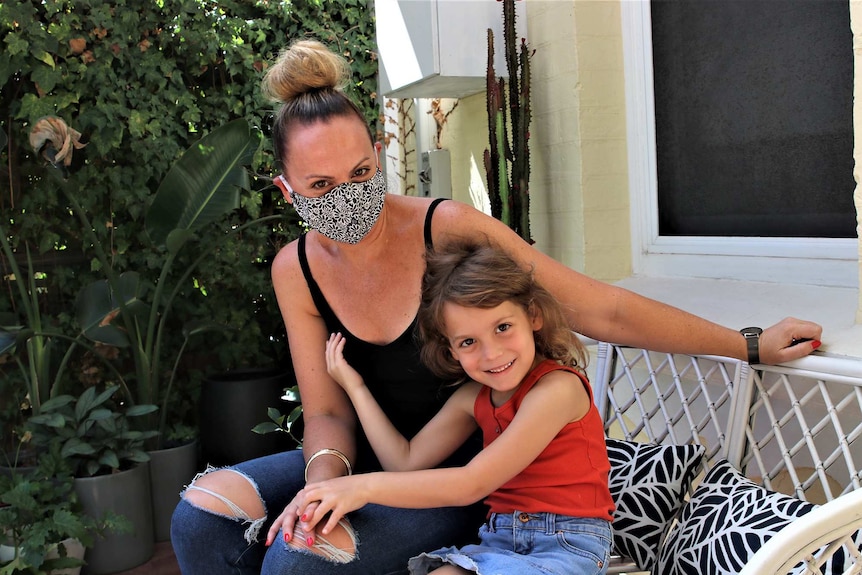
[484,0,532,243]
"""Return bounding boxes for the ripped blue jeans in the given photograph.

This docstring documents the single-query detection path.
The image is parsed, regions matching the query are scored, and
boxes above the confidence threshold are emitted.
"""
[171,449,485,575]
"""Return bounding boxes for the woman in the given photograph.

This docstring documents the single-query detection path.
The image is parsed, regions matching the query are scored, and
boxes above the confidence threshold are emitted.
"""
[170,39,822,575]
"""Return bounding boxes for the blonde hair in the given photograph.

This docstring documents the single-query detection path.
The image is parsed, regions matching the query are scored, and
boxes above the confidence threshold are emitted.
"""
[417,240,588,384]
[262,40,371,168]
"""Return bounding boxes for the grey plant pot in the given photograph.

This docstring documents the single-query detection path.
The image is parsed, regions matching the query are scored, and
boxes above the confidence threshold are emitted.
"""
[148,439,199,542]
[74,463,154,575]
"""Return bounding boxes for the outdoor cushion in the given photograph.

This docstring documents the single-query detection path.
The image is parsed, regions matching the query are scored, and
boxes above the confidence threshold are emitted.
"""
[654,459,855,575]
[606,438,705,572]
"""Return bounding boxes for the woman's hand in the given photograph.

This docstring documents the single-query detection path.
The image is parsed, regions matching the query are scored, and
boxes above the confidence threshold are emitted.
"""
[292,475,369,536]
[759,317,823,365]
[265,494,324,547]
[326,333,365,394]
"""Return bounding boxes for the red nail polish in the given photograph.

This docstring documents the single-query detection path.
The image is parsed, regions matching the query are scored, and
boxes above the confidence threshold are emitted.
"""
[301,514,308,522]
[812,340,822,349]
[306,536,314,546]
[284,532,291,542]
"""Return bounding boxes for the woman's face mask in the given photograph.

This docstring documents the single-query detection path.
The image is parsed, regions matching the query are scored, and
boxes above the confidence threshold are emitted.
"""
[281,169,387,244]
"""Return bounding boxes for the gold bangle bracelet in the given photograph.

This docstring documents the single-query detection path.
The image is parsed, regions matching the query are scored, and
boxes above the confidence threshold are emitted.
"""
[304,448,353,482]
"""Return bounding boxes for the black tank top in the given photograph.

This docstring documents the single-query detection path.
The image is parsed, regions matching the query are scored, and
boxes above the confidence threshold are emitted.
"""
[297,198,479,472]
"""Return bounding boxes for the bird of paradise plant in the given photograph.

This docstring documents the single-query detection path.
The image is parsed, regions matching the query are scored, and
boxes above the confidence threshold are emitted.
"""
[23,116,281,448]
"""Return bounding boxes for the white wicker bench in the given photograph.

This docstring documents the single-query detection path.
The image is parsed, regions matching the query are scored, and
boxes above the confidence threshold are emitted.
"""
[592,342,862,575]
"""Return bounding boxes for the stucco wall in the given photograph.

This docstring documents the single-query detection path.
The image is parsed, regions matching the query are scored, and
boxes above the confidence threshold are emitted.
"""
[527,0,631,282]
[439,0,631,282]
[436,94,492,214]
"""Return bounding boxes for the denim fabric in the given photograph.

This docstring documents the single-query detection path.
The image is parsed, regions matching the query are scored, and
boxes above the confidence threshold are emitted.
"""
[171,449,485,575]
[408,512,612,575]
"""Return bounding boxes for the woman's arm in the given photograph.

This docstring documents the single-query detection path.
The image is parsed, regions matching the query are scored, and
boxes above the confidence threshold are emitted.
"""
[272,244,358,477]
[266,243,358,546]
[326,333,479,471]
[296,369,589,534]
[433,202,822,364]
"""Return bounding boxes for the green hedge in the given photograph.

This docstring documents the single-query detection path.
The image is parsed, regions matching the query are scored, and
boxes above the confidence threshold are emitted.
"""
[0,0,377,437]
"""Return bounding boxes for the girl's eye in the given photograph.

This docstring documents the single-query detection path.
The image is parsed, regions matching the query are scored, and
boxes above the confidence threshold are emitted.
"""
[352,167,371,179]
[496,323,512,333]
[458,338,475,348]
[310,180,330,190]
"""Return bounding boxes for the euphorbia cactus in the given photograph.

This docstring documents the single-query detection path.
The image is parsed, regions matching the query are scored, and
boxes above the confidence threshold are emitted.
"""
[484,0,532,243]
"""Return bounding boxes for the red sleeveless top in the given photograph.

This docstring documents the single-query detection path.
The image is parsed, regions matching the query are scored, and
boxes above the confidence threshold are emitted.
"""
[474,360,614,520]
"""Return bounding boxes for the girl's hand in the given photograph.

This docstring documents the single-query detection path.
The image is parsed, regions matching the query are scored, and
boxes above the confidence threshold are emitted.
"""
[326,333,365,393]
[292,475,369,536]
[265,494,323,548]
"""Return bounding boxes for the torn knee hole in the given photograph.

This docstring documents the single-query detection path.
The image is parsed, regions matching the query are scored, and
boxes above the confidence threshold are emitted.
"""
[287,519,358,564]
[181,466,267,544]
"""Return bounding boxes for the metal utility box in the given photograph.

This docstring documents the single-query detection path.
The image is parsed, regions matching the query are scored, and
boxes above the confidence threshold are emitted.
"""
[375,0,526,99]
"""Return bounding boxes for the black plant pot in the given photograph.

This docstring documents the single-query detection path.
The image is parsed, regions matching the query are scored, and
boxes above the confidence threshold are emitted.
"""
[199,367,300,466]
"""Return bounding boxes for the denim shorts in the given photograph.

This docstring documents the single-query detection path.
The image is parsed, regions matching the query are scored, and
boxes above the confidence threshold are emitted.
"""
[408,511,612,575]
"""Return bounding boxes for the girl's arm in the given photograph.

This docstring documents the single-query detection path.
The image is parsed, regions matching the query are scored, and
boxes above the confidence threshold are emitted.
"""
[326,333,479,471]
[434,202,822,364]
[297,369,590,535]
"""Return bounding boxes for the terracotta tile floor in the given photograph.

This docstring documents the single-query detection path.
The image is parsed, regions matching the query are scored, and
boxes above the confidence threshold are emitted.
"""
[117,542,181,575]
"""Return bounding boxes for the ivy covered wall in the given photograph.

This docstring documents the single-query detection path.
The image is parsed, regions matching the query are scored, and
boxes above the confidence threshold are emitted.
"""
[0,0,377,434]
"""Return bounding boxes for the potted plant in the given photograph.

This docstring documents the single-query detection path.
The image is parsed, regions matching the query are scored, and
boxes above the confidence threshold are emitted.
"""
[251,384,304,451]
[23,386,157,575]
[29,117,268,443]
[198,369,301,466]
[27,117,284,539]
[0,127,135,470]
[0,444,126,575]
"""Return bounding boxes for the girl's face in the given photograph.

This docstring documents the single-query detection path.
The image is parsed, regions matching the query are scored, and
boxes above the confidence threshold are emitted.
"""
[443,300,543,403]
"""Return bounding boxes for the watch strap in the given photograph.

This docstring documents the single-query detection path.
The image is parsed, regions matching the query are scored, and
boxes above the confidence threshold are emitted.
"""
[740,327,762,365]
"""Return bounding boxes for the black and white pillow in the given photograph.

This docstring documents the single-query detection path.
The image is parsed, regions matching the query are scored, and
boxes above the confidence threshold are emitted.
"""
[655,459,830,575]
[606,438,705,572]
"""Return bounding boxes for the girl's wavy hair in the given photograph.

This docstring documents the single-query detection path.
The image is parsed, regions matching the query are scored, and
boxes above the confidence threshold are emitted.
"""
[417,240,587,384]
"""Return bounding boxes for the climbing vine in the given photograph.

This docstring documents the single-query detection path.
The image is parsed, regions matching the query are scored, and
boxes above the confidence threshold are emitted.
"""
[0,0,377,428]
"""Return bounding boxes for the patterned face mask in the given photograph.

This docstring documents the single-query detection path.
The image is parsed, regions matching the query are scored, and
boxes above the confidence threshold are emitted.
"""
[284,170,387,244]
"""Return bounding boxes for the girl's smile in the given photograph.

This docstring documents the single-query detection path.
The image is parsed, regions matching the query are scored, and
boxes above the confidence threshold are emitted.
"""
[487,360,514,374]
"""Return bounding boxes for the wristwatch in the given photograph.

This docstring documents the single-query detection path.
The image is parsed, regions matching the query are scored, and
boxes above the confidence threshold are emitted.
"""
[740,326,763,365]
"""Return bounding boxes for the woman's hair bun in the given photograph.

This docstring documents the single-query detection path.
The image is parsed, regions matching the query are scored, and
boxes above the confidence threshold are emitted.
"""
[263,40,350,103]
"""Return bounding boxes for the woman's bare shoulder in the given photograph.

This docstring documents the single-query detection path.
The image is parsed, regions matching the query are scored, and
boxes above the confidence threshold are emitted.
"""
[425,199,511,240]
[385,193,440,214]
[271,237,299,268]
[270,238,303,286]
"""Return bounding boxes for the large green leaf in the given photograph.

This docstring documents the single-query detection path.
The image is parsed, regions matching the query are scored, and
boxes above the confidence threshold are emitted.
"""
[145,119,261,248]
[75,272,149,346]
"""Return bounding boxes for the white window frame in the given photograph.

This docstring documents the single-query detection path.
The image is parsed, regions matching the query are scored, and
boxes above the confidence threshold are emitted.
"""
[621,0,858,289]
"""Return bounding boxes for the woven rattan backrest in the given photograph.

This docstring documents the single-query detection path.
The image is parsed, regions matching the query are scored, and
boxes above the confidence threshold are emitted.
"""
[593,342,862,503]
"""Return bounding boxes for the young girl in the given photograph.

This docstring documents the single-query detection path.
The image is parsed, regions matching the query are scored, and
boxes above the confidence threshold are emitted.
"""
[272,240,614,575]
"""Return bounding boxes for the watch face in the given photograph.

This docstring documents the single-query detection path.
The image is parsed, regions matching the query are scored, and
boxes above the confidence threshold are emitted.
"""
[741,327,763,337]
